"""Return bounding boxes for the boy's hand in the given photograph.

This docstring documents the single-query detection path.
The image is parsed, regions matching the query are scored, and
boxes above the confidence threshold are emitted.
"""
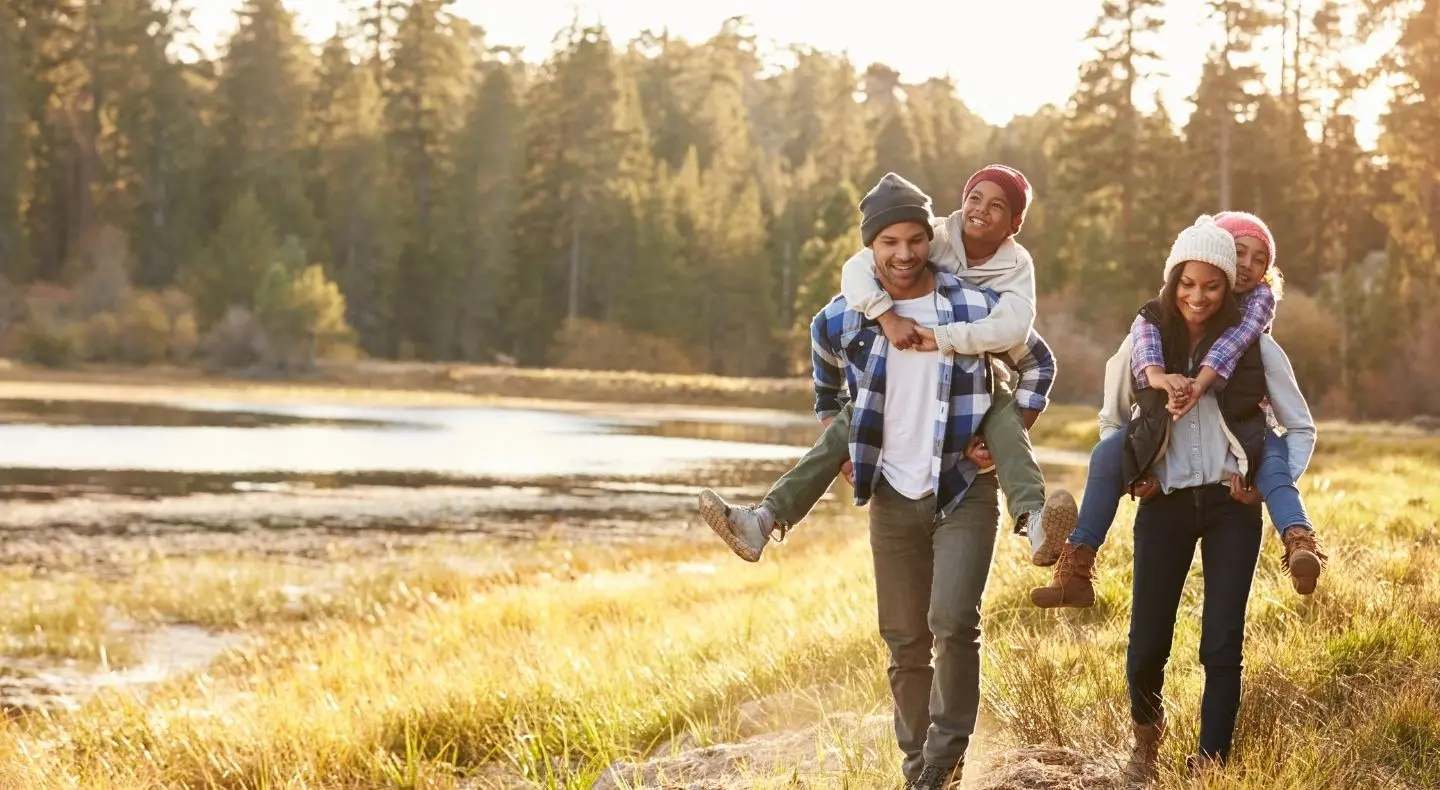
[840,460,855,485]
[878,312,923,350]
[912,326,940,352]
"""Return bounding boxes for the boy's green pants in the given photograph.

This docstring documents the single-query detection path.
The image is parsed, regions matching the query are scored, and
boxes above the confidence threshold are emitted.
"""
[760,381,1046,530]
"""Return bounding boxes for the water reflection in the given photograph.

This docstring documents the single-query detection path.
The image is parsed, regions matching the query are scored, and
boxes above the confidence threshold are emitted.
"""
[0,399,810,492]
[0,397,405,429]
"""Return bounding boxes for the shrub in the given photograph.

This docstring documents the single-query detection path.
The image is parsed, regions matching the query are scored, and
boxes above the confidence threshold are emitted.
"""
[198,306,268,370]
[14,316,81,368]
[118,292,171,365]
[547,318,699,374]
[169,312,199,363]
[81,311,121,361]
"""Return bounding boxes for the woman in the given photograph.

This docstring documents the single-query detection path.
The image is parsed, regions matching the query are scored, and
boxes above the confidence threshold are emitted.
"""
[1099,216,1316,779]
[1031,210,1325,608]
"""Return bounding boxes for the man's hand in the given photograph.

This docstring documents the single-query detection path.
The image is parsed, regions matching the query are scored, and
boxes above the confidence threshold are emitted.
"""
[965,435,995,470]
[1228,472,1260,505]
[840,459,855,485]
[877,311,923,350]
[1129,474,1161,501]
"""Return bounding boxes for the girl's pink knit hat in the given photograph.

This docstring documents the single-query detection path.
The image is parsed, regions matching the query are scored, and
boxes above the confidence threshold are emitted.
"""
[1214,211,1276,266]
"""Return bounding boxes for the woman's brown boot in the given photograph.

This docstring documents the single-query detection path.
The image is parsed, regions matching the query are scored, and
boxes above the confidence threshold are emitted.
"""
[1123,719,1165,784]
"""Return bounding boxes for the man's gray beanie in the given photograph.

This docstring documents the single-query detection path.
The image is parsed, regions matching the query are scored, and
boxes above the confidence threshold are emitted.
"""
[859,172,935,247]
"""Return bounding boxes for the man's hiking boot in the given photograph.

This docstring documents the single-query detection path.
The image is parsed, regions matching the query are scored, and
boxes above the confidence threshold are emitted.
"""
[1020,489,1077,566]
[1281,526,1326,595]
[1029,542,1098,609]
[907,762,962,789]
[697,489,775,562]
[1123,719,1165,784]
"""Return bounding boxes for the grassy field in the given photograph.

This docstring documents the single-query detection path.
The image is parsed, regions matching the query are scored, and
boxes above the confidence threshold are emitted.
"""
[1,372,1437,788]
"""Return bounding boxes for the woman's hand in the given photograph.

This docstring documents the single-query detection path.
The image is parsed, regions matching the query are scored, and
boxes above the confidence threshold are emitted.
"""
[1129,474,1161,501]
[1228,473,1260,505]
[1168,379,1209,421]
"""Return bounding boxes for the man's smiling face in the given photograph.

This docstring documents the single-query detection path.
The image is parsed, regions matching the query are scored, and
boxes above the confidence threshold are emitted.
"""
[872,221,933,296]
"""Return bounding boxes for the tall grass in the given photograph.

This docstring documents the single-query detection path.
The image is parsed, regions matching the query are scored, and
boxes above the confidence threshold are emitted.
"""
[1,435,1437,788]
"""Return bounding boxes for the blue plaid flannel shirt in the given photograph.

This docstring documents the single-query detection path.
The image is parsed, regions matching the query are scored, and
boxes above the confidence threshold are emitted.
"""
[810,270,1057,518]
[1129,283,1277,389]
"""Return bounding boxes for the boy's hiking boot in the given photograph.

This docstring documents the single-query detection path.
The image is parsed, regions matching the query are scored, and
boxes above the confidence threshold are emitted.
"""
[697,489,775,562]
[907,762,962,789]
[1123,719,1165,784]
[1029,542,1098,609]
[1020,489,1077,566]
[1282,526,1326,595]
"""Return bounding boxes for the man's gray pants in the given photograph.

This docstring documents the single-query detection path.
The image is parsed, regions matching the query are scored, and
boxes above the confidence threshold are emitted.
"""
[869,472,1000,781]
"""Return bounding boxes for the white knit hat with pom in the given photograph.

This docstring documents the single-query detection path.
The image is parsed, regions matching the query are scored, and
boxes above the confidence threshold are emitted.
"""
[1164,214,1238,289]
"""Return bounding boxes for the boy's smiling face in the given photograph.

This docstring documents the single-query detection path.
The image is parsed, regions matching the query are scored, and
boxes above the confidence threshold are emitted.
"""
[960,180,1014,247]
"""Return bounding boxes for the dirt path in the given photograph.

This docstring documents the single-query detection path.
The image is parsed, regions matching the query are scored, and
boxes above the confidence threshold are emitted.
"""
[584,692,1128,789]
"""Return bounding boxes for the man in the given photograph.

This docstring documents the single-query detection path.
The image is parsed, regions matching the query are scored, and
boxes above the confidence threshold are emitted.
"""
[809,173,1057,788]
[699,165,1075,569]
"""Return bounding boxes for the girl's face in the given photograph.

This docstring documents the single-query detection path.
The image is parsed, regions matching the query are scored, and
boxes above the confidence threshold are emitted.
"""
[1233,235,1270,294]
[1175,261,1229,326]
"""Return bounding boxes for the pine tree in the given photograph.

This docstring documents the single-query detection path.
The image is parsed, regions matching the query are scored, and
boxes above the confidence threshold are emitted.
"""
[384,0,469,357]
[0,1,33,282]
[906,77,991,214]
[1373,0,1440,314]
[1057,0,1167,319]
[511,23,644,363]
[113,0,210,288]
[312,32,401,356]
[1205,0,1273,210]
[867,111,921,191]
[435,60,524,361]
[183,189,279,327]
[214,0,320,250]
[18,0,85,281]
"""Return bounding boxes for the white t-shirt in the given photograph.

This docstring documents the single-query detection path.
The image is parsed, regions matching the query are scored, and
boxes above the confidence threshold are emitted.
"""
[880,292,942,499]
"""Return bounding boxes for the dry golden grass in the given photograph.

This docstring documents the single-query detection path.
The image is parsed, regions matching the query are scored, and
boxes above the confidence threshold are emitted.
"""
[0,402,1435,788]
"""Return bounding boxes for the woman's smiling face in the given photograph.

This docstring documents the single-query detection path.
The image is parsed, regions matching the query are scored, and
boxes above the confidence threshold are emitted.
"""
[1175,261,1229,326]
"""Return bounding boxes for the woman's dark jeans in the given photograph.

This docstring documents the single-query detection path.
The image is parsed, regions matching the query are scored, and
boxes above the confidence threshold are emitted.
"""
[1126,484,1263,762]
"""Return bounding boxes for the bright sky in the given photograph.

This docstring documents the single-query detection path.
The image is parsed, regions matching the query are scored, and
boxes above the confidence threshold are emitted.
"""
[187,0,1396,149]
